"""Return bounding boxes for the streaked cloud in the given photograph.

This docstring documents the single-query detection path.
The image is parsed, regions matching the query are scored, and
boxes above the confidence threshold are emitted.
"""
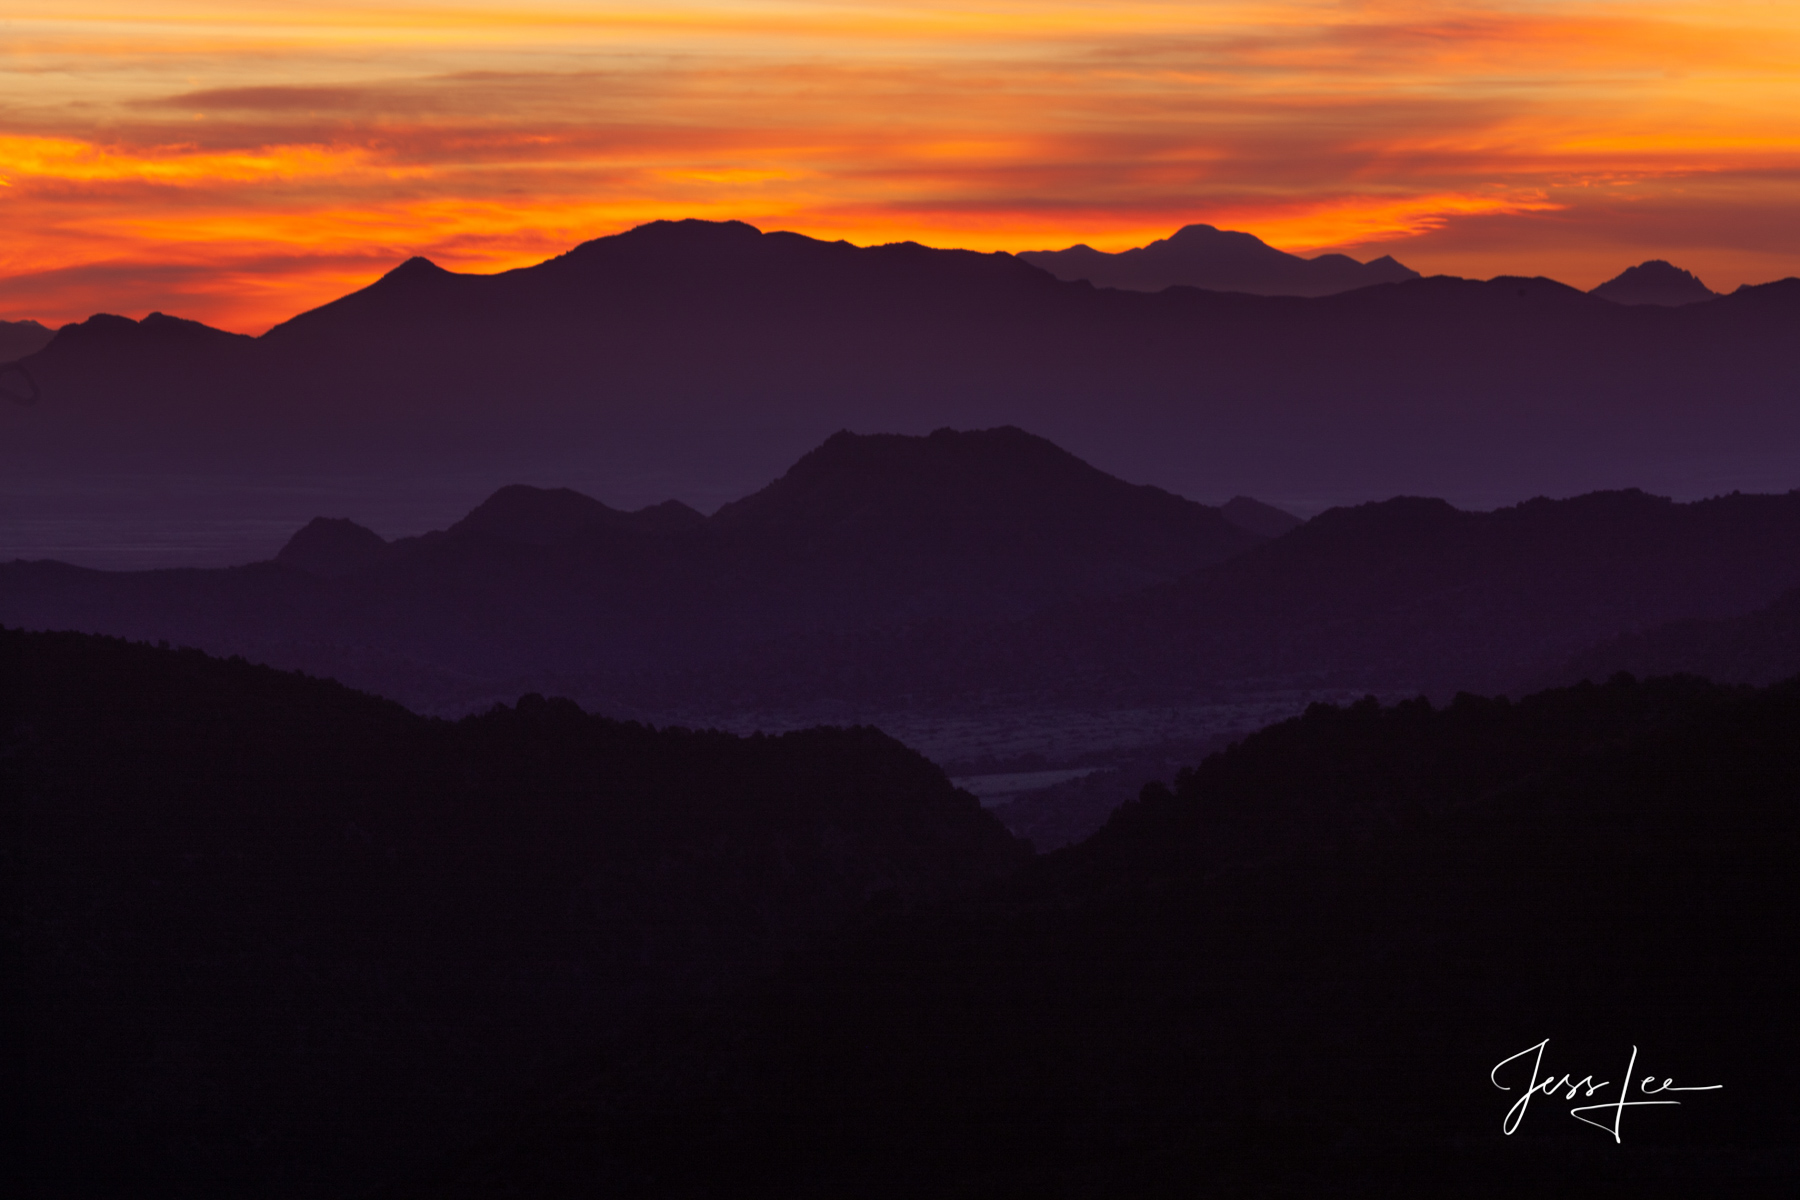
[3,1,1799,330]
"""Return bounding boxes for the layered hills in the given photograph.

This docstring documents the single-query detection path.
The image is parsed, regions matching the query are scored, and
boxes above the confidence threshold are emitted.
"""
[1,628,1023,1198]
[7,219,1800,568]
[381,674,1800,1197]
[671,484,1800,710]
[8,428,1800,728]
[0,427,1268,711]
[1019,222,1420,295]
[11,627,1794,1197]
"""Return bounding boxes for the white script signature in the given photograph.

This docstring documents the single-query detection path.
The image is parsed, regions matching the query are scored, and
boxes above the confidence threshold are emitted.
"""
[1490,1040,1721,1142]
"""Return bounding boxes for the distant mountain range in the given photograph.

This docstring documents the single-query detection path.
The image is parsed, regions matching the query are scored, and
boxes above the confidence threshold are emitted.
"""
[8,426,1800,725]
[1020,223,1421,295]
[674,482,1800,712]
[0,428,1271,710]
[7,219,1800,569]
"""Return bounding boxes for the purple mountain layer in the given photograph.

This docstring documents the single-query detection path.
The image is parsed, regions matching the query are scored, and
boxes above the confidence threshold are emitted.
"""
[7,427,1800,717]
[6,220,1800,570]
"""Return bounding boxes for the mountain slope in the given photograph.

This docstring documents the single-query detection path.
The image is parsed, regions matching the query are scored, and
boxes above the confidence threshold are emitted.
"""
[0,318,53,363]
[0,629,1023,1198]
[1591,260,1718,306]
[694,486,1800,709]
[378,674,1800,1197]
[1555,584,1800,686]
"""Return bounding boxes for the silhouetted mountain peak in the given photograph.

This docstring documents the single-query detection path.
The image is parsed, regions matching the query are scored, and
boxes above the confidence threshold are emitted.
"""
[446,484,704,545]
[1274,495,1466,558]
[31,310,251,360]
[449,485,627,544]
[1020,224,1419,296]
[0,318,53,364]
[550,218,772,271]
[618,217,765,245]
[1591,260,1717,306]
[693,426,1266,605]
[1221,496,1304,538]
[359,256,464,299]
[630,498,708,533]
[1161,223,1285,262]
[716,426,1186,531]
[385,255,452,281]
[276,517,390,578]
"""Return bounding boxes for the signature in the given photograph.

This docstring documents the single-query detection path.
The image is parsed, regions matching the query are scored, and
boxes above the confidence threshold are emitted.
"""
[1491,1039,1721,1142]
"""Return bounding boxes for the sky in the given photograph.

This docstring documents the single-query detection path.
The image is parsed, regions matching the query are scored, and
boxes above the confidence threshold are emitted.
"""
[3,0,1799,333]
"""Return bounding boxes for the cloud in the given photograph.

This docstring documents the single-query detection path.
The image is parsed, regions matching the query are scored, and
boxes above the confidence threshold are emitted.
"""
[142,86,417,114]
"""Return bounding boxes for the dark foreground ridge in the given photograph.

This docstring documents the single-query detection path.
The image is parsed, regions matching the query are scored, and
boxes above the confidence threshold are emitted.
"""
[380,673,1800,1199]
[0,629,1024,1198]
[6,629,1796,1197]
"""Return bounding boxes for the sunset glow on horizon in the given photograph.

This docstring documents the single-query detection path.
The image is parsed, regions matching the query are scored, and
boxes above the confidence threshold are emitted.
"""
[5,1,1800,333]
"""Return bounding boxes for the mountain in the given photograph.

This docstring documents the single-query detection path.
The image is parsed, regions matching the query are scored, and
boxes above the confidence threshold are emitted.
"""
[275,516,392,576]
[0,318,53,363]
[12,468,1800,727]
[1591,260,1718,306]
[1555,584,1800,687]
[1220,494,1303,538]
[0,427,1265,711]
[8,219,1800,568]
[376,674,1800,1197]
[1019,222,1421,295]
[443,485,705,544]
[0,628,1024,1198]
[691,486,1800,710]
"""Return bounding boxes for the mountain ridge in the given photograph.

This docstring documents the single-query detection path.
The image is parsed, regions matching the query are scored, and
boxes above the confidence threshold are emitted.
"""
[9,219,1800,569]
[670,484,1800,713]
[2,626,1024,1197]
[1020,222,1421,295]
[0,427,1271,707]
[372,672,1800,1197]
[10,432,1800,728]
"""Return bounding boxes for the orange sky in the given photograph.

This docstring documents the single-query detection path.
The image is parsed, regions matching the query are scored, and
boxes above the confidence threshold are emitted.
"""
[4,1,1800,332]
